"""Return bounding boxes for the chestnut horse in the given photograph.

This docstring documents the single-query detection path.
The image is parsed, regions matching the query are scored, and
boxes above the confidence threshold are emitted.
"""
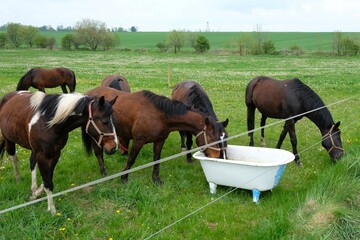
[16,67,76,93]
[172,80,229,162]
[245,76,344,164]
[0,91,118,214]
[101,74,131,92]
[85,87,226,184]
[100,74,131,155]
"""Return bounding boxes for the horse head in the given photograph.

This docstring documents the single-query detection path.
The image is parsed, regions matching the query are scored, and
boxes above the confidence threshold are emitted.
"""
[85,96,118,155]
[195,117,229,159]
[321,121,344,161]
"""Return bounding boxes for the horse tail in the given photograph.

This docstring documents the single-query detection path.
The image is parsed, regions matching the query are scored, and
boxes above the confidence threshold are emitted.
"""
[16,69,33,91]
[72,70,76,92]
[0,129,5,160]
[108,79,122,91]
[81,126,93,155]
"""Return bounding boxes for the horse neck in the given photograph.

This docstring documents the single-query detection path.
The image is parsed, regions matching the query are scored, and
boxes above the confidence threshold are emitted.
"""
[166,111,204,133]
[306,108,334,135]
[57,114,88,133]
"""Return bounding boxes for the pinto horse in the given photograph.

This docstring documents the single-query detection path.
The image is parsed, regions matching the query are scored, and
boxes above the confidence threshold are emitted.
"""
[0,91,118,214]
[85,87,226,184]
[16,67,76,93]
[101,74,131,92]
[172,80,229,162]
[245,76,344,164]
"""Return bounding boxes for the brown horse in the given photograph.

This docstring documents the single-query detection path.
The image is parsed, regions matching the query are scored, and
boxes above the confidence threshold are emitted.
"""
[16,67,76,93]
[0,91,118,214]
[172,80,229,162]
[245,76,344,165]
[101,74,131,92]
[85,87,226,183]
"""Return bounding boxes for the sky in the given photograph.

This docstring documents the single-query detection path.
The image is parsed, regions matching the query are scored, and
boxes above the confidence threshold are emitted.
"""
[1,0,359,32]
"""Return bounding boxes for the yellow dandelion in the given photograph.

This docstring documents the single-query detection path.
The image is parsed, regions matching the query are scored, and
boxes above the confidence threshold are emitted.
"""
[67,218,71,221]
[108,238,113,240]
[70,183,76,187]
[56,212,61,216]
[59,227,66,231]
[116,209,121,214]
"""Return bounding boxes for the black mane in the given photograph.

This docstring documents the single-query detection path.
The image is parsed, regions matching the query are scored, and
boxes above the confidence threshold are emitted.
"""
[291,78,334,127]
[142,90,189,116]
[188,84,217,120]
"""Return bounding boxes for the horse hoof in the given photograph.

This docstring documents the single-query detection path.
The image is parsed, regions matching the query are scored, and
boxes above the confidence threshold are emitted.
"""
[121,177,128,184]
[152,178,163,185]
[186,158,194,163]
[295,160,302,166]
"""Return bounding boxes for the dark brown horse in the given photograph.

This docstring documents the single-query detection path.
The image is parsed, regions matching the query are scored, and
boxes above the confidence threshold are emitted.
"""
[0,91,118,214]
[85,87,226,183]
[245,76,344,164]
[101,74,131,92]
[172,80,229,162]
[16,67,76,93]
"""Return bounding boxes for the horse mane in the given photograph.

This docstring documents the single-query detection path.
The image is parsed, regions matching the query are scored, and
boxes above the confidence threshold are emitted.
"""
[187,84,218,120]
[142,90,189,116]
[291,78,334,126]
[108,79,122,90]
[30,92,89,128]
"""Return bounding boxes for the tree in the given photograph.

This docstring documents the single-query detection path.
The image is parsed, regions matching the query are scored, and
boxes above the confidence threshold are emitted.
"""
[0,33,7,48]
[75,19,108,51]
[156,40,168,52]
[6,23,23,48]
[130,26,138,32]
[46,37,56,50]
[22,25,39,48]
[251,24,265,55]
[101,32,119,50]
[332,30,342,55]
[237,32,252,55]
[167,30,185,54]
[193,35,210,53]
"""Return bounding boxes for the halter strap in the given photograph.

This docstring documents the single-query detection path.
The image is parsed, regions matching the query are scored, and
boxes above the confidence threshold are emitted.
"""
[195,125,224,152]
[85,100,117,148]
[322,124,344,154]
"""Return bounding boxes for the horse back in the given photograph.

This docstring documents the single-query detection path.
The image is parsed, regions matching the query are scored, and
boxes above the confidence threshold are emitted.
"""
[246,76,302,118]
[0,91,35,149]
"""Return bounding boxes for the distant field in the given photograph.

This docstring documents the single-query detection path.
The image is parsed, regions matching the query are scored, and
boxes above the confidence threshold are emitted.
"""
[14,31,360,52]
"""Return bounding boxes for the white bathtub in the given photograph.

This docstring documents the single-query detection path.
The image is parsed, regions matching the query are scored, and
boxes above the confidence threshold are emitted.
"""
[193,145,295,203]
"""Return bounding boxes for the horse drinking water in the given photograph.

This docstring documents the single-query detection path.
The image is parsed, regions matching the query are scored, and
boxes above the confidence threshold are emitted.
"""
[86,87,226,184]
[0,91,118,214]
[16,67,76,93]
[245,76,344,165]
[172,80,229,162]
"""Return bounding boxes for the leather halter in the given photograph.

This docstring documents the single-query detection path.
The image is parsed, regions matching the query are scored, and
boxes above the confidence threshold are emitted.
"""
[85,100,117,148]
[322,124,343,154]
[195,125,225,152]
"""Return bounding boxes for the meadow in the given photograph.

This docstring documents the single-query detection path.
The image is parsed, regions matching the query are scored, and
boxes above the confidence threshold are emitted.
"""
[0,49,359,239]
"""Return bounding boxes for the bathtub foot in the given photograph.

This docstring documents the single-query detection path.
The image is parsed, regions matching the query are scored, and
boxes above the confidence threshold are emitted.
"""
[252,189,260,203]
[209,182,217,194]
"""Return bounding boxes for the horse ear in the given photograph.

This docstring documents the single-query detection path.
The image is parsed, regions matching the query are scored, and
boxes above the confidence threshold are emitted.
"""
[108,96,118,106]
[223,118,229,128]
[335,121,341,128]
[98,96,105,108]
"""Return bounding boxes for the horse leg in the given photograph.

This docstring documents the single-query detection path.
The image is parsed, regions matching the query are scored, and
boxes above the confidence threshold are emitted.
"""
[185,132,193,163]
[152,140,166,184]
[179,131,186,151]
[260,115,267,147]
[93,143,107,176]
[247,105,256,146]
[276,120,292,149]
[36,151,60,215]
[121,141,142,183]
[288,123,301,165]
[5,141,20,181]
[61,84,68,94]
[29,152,44,199]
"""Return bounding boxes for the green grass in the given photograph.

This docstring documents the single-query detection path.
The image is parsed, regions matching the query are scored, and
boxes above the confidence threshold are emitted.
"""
[0,49,359,239]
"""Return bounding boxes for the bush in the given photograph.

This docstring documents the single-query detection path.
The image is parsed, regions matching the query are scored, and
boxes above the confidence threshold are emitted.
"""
[61,33,74,50]
[156,40,168,52]
[289,45,304,55]
[0,33,7,48]
[194,35,210,53]
[262,40,275,54]
[340,37,359,56]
